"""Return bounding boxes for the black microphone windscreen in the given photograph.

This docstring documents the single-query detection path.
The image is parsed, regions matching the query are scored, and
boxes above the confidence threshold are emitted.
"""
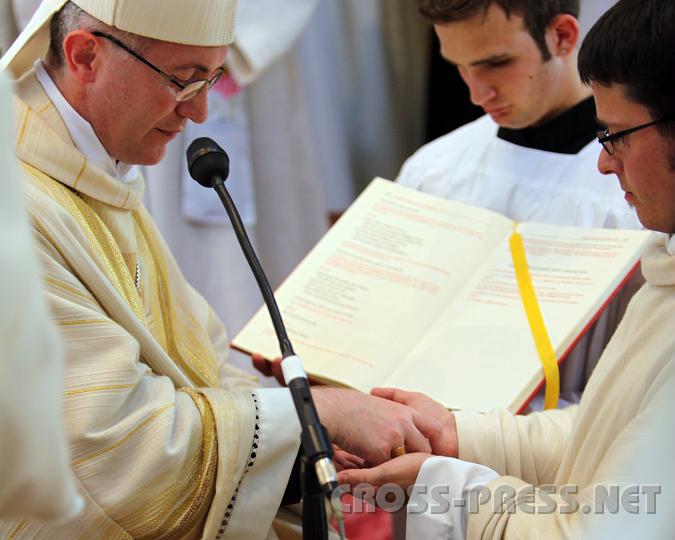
[186,137,230,188]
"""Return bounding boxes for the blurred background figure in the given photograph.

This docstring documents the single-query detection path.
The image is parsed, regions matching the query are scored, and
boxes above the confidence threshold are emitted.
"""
[0,68,82,522]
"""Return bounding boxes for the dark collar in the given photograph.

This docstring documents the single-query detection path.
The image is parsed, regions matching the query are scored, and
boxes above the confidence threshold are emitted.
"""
[497,97,598,155]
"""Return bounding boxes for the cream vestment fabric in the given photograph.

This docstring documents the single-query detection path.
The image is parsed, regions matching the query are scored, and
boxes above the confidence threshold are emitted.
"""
[0,67,82,522]
[0,70,301,540]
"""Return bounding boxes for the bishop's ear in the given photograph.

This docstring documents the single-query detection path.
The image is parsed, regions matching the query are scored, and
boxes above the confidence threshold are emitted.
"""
[62,30,101,83]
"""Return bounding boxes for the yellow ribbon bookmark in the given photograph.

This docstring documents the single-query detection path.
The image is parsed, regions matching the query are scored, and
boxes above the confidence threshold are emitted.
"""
[509,226,559,410]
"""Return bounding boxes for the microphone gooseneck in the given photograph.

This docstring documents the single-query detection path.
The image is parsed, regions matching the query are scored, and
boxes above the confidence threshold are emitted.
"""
[186,138,338,540]
[186,137,294,356]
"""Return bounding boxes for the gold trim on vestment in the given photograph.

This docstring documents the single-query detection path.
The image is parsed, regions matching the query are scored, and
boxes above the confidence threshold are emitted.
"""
[64,384,137,397]
[35,102,51,116]
[24,164,146,323]
[7,519,28,540]
[15,107,29,149]
[126,390,218,540]
[72,157,87,190]
[45,276,100,306]
[133,225,168,350]
[113,390,219,539]
[58,319,111,327]
[133,212,219,388]
[159,390,218,540]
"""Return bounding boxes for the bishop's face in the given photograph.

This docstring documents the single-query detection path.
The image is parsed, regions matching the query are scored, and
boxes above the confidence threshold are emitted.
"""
[434,4,571,129]
[86,37,229,166]
[594,82,675,234]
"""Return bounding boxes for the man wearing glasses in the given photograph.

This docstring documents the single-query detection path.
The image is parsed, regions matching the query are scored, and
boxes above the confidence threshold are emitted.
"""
[0,1,452,538]
[341,1,675,537]
[396,0,646,410]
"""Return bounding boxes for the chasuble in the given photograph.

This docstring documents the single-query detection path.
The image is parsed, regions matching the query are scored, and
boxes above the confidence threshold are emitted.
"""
[0,70,301,540]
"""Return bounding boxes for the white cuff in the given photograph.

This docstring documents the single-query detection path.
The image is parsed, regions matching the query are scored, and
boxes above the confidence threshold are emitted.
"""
[407,456,498,540]
[222,388,301,539]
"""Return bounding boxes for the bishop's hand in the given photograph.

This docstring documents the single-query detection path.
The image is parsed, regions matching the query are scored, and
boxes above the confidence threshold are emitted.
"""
[311,387,446,466]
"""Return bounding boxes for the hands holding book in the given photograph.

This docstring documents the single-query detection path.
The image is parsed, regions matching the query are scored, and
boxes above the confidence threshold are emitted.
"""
[241,180,651,413]
[252,353,289,385]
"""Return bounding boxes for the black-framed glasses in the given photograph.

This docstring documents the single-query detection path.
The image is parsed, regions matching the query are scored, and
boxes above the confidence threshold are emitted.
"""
[91,31,226,102]
[597,117,674,155]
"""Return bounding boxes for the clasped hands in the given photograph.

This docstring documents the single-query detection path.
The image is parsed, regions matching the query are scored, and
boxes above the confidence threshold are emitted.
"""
[253,355,457,499]
[315,387,458,501]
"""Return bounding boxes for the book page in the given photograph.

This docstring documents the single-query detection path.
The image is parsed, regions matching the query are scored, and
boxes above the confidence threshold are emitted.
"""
[233,178,514,390]
[384,224,653,412]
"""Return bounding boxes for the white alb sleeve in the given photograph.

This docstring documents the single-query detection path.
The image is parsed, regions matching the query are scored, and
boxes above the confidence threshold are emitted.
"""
[406,456,498,540]
[221,387,301,539]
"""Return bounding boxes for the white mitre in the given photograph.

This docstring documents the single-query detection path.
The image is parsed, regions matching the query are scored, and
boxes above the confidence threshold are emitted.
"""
[0,0,238,77]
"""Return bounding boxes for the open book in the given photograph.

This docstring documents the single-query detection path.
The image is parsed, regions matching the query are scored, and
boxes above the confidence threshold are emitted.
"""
[233,178,653,412]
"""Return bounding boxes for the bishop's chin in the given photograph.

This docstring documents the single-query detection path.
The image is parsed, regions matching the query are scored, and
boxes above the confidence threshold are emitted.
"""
[132,137,171,166]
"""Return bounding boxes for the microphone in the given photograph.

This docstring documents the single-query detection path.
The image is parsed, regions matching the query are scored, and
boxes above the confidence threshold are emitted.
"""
[186,137,338,501]
[187,137,294,356]
[186,136,230,188]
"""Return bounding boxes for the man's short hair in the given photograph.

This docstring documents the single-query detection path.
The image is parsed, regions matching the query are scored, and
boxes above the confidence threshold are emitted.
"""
[418,0,580,61]
[46,1,150,70]
[578,0,675,138]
